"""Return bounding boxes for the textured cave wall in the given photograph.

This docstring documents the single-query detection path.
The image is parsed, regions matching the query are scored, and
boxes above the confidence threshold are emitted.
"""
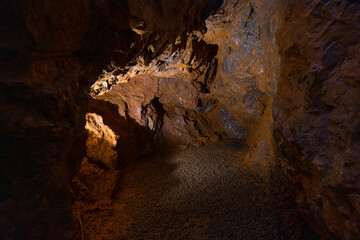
[203,0,282,179]
[71,97,164,239]
[97,75,227,147]
[274,0,360,239]
[0,0,226,239]
[1,0,359,239]
[0,1,90,239]
[89,1,227,148]
[0,0,135,239]
[91,0,282,164]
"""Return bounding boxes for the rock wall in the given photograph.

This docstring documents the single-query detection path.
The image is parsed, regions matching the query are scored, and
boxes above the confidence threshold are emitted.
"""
[91,0,282,172]
[203,0,281,179]
[0,1,91,239]
[1,0,359,239]
[71,112,121,239]
[274,1,360,239]
[0,0,137,239]
[99,74,230,147]
[0,1,226,239]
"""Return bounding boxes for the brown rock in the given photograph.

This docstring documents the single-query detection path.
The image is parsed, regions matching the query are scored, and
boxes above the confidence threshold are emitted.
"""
[274,1,360,239]
[1,0,359,239]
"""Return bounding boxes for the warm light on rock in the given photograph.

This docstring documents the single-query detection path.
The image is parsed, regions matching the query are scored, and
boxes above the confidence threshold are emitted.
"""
[0,0,359,239]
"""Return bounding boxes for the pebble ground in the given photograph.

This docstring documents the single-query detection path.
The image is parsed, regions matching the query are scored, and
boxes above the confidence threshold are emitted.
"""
[100,140,316,240]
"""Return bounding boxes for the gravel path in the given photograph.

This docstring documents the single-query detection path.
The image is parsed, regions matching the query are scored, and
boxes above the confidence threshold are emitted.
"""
[108,140,315,240]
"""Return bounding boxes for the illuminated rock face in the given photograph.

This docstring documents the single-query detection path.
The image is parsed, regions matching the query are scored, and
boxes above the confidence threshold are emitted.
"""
[72,113,120,227]
[91,0,281,160]
[97,75,227,147]
[203,0,281,180]
[0,0,359,239]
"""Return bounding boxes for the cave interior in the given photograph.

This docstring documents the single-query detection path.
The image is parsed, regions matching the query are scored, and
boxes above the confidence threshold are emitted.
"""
[0,0,359,239]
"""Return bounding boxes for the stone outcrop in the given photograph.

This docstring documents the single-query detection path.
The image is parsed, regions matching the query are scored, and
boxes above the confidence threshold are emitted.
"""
[97,75,227,147]
[71,113,120,239]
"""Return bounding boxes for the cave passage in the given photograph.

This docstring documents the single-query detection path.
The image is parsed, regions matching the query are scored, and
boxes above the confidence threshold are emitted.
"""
[74,140,314,239]
[1,0,359,239]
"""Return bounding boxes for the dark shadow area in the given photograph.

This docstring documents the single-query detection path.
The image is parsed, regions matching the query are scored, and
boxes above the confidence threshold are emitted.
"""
[201,0,224,20]
[72,97,181,239]
[87,97,161,163]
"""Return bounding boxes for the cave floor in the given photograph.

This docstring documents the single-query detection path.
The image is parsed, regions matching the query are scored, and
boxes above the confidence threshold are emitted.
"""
[80,140,315,240]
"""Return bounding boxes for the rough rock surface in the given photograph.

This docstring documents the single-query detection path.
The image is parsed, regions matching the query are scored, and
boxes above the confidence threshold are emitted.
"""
[71,113,121,240]
[0,1,219,239]
[274,1,360,239]
[91,0,282,179]
[203,0,281,179]
[84,113,118,169]
[97,75,228,147]
[72,97,159,218]
[0,1,91,239]
[1,0,359,239]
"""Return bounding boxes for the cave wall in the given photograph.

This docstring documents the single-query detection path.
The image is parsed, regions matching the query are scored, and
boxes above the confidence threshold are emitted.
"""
[91,0,282,167]
[97,75,227,147]
[0,1,226,239]
[0,0,135,239]
[274,1,360,239]
[1,0,359,239]
[0,1,91,239]
[203,0,282,179]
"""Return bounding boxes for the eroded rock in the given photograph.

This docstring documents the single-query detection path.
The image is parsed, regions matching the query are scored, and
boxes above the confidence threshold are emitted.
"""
[274,1,360,239]
[97,75,227,147]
